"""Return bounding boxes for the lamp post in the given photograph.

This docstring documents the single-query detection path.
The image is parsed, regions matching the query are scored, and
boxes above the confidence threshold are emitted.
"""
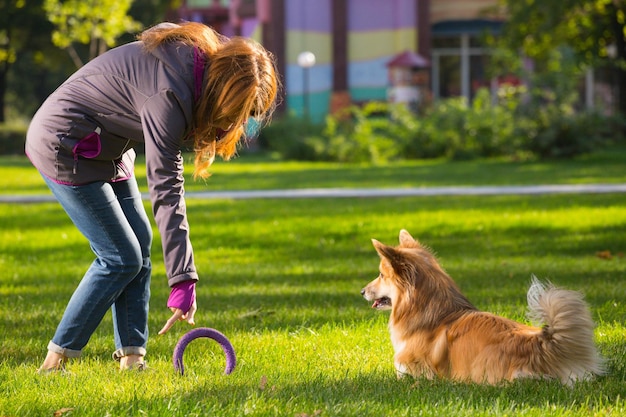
[297,51,316,119]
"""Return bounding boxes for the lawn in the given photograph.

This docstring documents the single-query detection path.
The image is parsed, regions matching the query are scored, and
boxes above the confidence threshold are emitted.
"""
[2,145,626,195]
[0,151,625,416]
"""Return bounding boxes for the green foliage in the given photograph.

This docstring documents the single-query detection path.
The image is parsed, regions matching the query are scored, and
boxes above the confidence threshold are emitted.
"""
[493,0,626,68]
[256,112,325,160]
[525,105,615,158]
[0,0,58,121]
[305,102,411,164]
[0,123,27,154]
[1,0,172,121]
[262,89,623,163]
[488,0,626,117]
[44,0,143,67]
[0,0,24,66]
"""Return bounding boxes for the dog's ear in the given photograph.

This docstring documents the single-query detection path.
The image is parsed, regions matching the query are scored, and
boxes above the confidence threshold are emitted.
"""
[373,239,396,262]
[373,239,409,275]
[399,229,420,248]
[372,238,386,256]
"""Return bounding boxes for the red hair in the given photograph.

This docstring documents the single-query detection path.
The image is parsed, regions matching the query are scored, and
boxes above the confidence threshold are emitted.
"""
[139,22,279,178]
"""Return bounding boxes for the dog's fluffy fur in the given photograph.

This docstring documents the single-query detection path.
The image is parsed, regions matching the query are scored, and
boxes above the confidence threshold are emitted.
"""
[361,229,604,385]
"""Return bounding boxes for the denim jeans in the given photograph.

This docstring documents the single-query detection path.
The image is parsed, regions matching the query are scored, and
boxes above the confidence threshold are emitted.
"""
[42,175,152,359]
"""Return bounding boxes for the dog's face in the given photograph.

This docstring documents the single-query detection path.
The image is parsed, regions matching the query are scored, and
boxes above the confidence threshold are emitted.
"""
[361,230,421,310]
[361,256,398,310]
[361,229,420,310]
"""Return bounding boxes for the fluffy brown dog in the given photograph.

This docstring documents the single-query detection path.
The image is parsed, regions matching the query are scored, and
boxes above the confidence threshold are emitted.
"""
[361,229,604,385]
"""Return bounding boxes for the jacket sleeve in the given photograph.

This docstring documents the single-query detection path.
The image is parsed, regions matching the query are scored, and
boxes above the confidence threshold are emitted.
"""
[141,89,198,287]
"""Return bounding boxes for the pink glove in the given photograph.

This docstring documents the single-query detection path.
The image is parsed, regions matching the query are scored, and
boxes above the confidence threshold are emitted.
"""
[167,281,196,313]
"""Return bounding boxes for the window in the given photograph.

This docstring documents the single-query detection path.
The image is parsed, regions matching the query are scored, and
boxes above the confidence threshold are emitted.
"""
[431,20,502,101]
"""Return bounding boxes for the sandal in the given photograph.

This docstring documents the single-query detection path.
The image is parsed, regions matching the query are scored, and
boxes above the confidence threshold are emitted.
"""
[37,357,68,374]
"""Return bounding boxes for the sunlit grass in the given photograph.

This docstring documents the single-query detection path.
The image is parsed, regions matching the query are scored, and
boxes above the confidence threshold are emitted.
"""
[2,145,626,195]
[1,187,625,416]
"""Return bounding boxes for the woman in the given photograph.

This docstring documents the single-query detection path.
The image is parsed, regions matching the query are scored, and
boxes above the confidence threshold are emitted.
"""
[26,22,279,371]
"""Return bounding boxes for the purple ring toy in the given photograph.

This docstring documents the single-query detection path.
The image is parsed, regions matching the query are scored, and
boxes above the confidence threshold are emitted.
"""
[173,327,236,376]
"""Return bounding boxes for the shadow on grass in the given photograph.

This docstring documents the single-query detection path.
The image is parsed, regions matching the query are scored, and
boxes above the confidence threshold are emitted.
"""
[3,193,625,386]
[177,368,625,415]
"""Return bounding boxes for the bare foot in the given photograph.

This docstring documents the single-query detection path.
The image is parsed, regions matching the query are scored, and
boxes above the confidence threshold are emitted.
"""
[38,351,68,373]
[119,354,146,370]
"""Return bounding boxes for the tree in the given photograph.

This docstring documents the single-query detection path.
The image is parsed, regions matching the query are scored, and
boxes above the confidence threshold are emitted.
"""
[44,0,143,68]
[0,2,18,123]
[0,0,56,122]
[492,0,626,116]
[1,0,172,121]
[129,0,181,31]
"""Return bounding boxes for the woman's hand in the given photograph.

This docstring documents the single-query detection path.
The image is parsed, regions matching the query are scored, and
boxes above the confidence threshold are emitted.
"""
[159,280,197,335]
[159,300,197,334]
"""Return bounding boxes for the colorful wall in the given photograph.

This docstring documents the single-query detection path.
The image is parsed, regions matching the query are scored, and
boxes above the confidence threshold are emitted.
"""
[175,0,421,122]
[347,0,417,103]
[284,0,332,121]
[285,0,418,122]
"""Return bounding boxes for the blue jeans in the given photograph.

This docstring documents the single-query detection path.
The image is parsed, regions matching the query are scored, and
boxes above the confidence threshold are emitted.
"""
[42,175,152,359]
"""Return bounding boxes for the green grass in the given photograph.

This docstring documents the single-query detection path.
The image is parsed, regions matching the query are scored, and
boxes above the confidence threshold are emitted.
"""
[0,150,625,416]
[3,145,626,195]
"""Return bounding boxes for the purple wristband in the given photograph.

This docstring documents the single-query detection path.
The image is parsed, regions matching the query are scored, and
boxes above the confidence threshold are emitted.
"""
[167,281,196,313]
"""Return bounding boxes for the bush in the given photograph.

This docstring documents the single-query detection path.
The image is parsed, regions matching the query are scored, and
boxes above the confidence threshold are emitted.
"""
[306,102,411,163]
[256,113,324,160]
[258,104,416,164]
[0,124,28,155]
[251,90,626,163]
[390,88,529,161]
[525,105,621,158]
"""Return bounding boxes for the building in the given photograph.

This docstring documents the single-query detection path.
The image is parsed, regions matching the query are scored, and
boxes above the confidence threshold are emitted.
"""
[167,1,512,121]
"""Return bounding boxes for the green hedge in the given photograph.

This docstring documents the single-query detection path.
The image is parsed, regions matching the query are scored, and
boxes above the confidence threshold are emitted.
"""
[0,124,27,155]
[259,88,625,163]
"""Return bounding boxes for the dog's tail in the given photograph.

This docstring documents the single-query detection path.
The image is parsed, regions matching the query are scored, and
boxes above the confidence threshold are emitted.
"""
[526,276,604,384]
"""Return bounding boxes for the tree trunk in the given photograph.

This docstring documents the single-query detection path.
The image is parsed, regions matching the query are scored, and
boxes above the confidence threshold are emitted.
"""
[67,45,84,69]
[609,3,626,119]
[0,63,7,123]
[616,67,626,119]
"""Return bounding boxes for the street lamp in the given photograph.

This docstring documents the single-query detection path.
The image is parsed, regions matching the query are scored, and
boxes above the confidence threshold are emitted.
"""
[297,51,316,119]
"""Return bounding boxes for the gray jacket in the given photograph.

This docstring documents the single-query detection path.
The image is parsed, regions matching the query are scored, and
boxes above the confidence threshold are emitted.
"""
[26,40,201,287]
